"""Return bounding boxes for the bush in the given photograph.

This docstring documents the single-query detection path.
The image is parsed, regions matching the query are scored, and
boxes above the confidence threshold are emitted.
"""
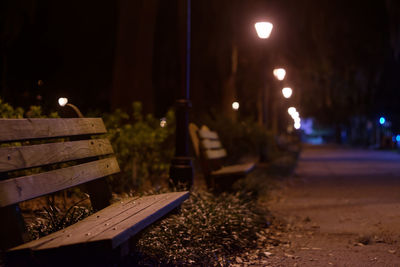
[196,113,279,163]
[136,191,269,265]
[104,102,175,192]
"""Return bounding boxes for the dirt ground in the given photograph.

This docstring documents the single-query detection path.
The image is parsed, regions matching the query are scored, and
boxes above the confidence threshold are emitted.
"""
[252,145,400,266]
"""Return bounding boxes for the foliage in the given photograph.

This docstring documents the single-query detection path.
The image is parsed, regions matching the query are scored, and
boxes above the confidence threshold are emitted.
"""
[136,190,269,265]
[0,98,59,119]
[0,98,24,118]
[197,113,279,163]
[104,102,175,192]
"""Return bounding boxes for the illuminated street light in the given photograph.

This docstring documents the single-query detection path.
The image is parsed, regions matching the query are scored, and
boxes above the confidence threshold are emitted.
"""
[58,97,68,107]
[58,97,84,118]
[379,117,386,125]
[160,117,167,128]
[294,122,301,130]
[232,101,240,110]
[288,107,296,116]
[254,22,273,39]
[273,68,286,81]
[291,111,300,119]
[282,87,292,98]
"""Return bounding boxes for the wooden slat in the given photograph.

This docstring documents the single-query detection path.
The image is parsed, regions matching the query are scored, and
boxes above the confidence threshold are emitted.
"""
[211,162,255,177]
[0,118,106,142]
[201,139,222,150]
[10,192,189,252]
[0,157,120,208]
[0,139,113,172]
[204,148,227,159]
[188,123,200,157]
[197,129,219,140]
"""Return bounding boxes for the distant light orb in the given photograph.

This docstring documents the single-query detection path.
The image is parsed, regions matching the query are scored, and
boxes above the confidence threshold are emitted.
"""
[288,107,296,116]
[232,101,240,110]
[291,111,300,119]
[379,117,386,125]
[294,122,301,130]
[396,135,400,142]
[58,97,68,107]
[294,117,301,124]
[254,22,273,39]
[273,68,286,81]
[282,87,292,98]
[160,117,167,128]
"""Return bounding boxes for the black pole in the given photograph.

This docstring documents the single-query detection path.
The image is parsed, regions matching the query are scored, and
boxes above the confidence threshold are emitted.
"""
[170,0,193,189]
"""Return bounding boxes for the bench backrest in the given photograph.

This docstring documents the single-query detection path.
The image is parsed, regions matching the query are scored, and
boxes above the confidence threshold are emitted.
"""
[0,118,122,250]
[189,123,226,174]
[0,118,119,210]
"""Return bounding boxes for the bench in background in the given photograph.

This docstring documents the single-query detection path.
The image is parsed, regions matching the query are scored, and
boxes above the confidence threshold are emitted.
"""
[189,123,255,189]
[0,118,189,266]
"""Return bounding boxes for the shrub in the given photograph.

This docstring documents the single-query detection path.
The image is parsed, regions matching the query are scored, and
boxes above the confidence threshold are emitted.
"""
[196,113,279,163]
[104,102,175,192]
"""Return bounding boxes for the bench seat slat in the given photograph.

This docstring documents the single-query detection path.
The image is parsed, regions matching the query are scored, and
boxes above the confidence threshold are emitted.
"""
[204,148,227,159]
[0,139,113,172]
[0,157,120,208]
[0,118,106,142]
[197,129,219,140]
[201,139,222,150]
[9,192,189,253]
[210,162,255,177]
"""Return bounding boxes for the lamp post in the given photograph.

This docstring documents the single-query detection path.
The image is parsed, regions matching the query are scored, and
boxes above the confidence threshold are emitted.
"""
[254,21,273,127]
[271,68,286,134]
[169,0,193,189]
[282,87,292,99]
[58,97,84,118]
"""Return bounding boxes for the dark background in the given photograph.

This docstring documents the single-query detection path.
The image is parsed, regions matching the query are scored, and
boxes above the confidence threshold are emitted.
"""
[1,0,400,134]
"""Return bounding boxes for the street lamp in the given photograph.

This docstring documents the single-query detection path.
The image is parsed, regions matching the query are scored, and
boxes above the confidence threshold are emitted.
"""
[288,107,296,116]
[232,101,240,110]
[58,97,84,118]
[273,68,286,81]
[282,87,292,98]
[254,22,273,39]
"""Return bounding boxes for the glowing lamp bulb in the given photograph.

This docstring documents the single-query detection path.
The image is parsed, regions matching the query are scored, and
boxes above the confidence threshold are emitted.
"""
[288,107,296,116]
[232,101,240,110]
[160,117,167,128]
[58,97,68,107]
[396,135,400,142]
[379,117,386,125]
[254,22,273,39]
[273,68,286,81]
[282,87,292,98]
[291,111,300,119]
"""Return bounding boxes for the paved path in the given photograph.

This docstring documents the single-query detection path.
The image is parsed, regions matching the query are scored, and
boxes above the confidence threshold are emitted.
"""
[268,145,400,266]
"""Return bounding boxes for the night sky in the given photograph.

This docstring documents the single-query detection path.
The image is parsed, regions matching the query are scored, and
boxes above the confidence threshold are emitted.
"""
[1,0,400,133]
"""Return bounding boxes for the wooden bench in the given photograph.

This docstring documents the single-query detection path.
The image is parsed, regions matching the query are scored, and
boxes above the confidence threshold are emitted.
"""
[0,118,189,266]
[189,123,255,189]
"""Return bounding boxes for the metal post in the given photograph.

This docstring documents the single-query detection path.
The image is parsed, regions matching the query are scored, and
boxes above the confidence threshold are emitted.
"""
[169,0,193,189]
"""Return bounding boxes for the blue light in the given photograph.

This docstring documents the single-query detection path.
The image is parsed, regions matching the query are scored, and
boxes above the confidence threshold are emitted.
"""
[379,117,386,125]
[396,135,400,142]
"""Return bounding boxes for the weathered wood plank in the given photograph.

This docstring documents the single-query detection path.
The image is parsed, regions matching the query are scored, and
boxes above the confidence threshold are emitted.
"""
[0,118,106,142]
[211,162,255,177]
[201,139,222,150]
[0,139,113,172]
[0,157,120,208]
[204,148,227,159]
[10,192,189,252]
[197,129,219,140]
[188,123,200,157]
